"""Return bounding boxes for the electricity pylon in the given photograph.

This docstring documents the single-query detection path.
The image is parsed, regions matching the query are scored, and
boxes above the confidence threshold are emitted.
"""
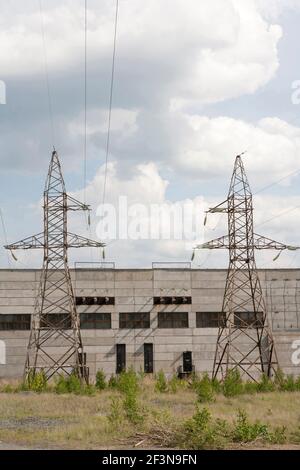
[194,154,298,381]
[5,150,105,383]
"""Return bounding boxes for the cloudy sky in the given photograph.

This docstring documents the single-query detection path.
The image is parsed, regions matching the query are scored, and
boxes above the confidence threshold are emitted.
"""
[1,0,300,269]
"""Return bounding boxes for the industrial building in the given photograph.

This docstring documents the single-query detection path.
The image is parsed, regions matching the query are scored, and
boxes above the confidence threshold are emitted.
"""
[0,265,299,380]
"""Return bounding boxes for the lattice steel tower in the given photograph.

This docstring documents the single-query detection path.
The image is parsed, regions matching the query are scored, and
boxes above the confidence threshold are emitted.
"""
[195,154,297,381]
[5,150,105,383]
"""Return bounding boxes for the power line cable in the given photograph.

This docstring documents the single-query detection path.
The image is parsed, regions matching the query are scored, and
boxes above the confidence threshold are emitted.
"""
[38,0,56,148]
[84,0,88,205]
[102,0,119,207]
[256,203,300,230]
[0,208,11,268]
[253,167,300,196]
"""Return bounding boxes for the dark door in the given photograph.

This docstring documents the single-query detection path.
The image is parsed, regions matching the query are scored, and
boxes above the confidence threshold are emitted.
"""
[183,351,192,373]
[144,343,154,373]
[116,344,126,373]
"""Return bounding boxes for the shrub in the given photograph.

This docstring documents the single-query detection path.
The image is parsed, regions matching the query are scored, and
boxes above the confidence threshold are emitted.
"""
[108,397,124,427]
[55,373,82,394]
[233,409,269,442]
[257,374,275,393]
[26,369,48,393]
[233,409,286,444]
[222,369,244,397]
[280,374,297,392]
[274,368,285,388]
[123,391,144,425]
[243,381,259,395]
[117,368,139,395]
[195,373,215,403]
[155,370,168,393]
[108,375,119,389]
[181,406,230,449]
[169,374,187,393]
[95,369,106,391]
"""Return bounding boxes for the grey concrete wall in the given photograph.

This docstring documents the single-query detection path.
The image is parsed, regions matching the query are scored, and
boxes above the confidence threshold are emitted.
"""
[0,268,300,380]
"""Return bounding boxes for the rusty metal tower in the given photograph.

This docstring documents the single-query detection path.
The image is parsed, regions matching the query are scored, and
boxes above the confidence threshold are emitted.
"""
[5,150,104,383]
[195,154,298,381]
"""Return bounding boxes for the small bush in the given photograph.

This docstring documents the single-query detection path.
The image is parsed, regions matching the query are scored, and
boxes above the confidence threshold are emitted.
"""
[108,375,119,389]
[55,373,82,394]
[181,406,230,449]
[257,374,275,393]
[195,373,215,403]
[168,375,179,393]
[168,375,188,393]
[26,369,48,393]
[223,369,244,397]
[123,391,144,425]
[243,381,259,395]
[274,368,285,388]
[233,409,269,442]
[95,369,106,390]
[117,368,139,395]
[155,370,168,393]
[280,374,297,392]
[108,397,124,427]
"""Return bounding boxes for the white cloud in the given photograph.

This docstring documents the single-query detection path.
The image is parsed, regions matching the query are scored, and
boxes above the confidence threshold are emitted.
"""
[174,114,300,185]
[256,0,300,20]
[0,0,282,105]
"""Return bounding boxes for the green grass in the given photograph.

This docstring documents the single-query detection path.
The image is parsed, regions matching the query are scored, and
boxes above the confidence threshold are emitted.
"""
[0,378,300,449]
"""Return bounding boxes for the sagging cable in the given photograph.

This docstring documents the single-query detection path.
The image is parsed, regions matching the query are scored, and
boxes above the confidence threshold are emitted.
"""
[273,250,283,262]
[10,250,18,261]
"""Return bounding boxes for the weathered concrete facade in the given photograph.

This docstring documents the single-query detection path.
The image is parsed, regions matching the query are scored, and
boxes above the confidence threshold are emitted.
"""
[0,267,300,379]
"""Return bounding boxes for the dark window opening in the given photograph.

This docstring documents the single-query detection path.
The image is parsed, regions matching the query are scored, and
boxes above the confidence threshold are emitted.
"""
[154,296,192,305]
[119,312,150,329]
[0,314,31,331]
[80,312,111,329]
[158,312,189,328]
[234,312,264,328]
[40,313,71,329]
[116,344,126,374]
[144,343,154,373]
[196,312,225,328]
[76,296,115,306]
[183,351,193,373]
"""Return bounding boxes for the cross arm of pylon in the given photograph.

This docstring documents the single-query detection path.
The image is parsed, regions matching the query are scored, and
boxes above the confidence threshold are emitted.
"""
[4,232,105,251]
[67,232,105,248]
[194,235,229,250]
[194,234,299,251]
[66,195,90,212]
[4,232,44,250]
[253,233,300,251]
[206,200,228,214]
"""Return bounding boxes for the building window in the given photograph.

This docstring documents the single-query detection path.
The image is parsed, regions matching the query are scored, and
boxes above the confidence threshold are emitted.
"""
[40,314,71,329]
[196,312,225,328]
[158,312,189,328]
[234,312,263,328]
[76,296,115,306]
[80,313,111,329]
[0,314,31,331]
[154,296,192,305]
[119,313,150,329]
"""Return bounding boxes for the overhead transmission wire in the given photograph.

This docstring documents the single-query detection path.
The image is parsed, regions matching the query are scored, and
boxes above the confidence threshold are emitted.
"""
[39,0,56,149]
[102,0,119,208]
[0,208,11,269]
[84,0,88,206]
[83,1,119,263]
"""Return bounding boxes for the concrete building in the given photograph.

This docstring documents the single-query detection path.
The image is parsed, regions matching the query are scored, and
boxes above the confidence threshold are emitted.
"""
[0,265,300,380]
